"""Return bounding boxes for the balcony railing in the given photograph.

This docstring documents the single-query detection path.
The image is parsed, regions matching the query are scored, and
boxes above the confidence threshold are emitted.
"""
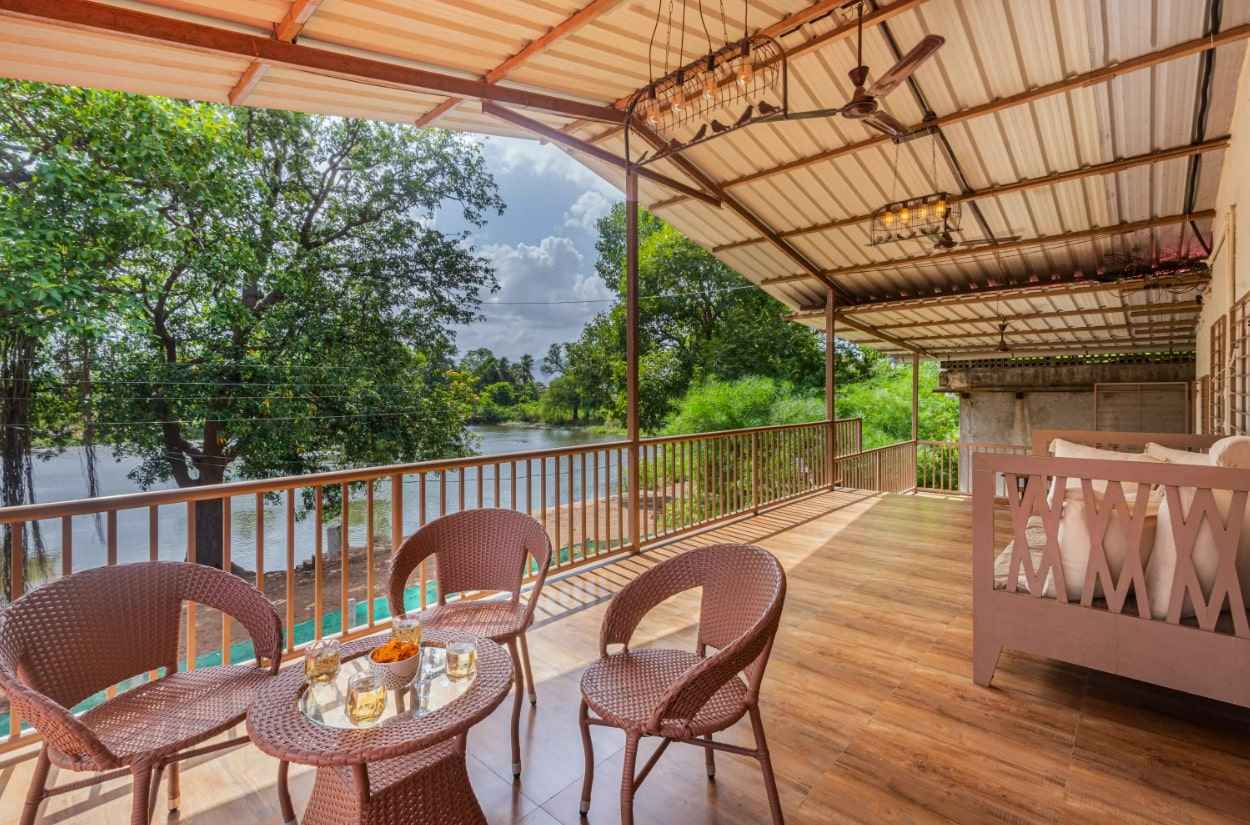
[0,418,863,750]
[916,440,1030,494]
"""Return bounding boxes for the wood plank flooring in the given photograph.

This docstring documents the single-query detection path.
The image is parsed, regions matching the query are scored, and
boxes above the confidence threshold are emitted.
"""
[4,489,1250,824]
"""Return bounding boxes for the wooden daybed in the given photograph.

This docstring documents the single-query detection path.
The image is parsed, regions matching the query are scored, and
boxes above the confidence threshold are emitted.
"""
[972,429,1250,708]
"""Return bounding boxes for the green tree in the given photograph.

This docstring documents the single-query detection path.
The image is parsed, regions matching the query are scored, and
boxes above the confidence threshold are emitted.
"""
[4,87,503,569]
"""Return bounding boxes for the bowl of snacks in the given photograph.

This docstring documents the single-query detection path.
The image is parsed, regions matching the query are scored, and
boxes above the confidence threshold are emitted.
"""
[369,639,422,689]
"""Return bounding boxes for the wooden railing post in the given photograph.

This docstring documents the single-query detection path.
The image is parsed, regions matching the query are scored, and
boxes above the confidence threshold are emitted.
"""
[874,450,882,491]
[751,430,760,514]
[825,286,837,489]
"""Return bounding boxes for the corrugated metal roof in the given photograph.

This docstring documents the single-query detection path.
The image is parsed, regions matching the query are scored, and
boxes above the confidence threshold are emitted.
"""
[0,0,1244,358]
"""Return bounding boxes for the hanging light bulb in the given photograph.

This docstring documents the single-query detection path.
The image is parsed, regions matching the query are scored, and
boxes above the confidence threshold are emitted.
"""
[881,210,896,228]
[736,42,753,92]
[934,196,948,218]
[702,57,718,103]
[915,203,929,222]
[899,206,911,224]
[671,71,687,113]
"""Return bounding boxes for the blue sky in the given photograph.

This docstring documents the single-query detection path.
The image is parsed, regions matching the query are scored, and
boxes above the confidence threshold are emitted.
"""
[437,136,623,366]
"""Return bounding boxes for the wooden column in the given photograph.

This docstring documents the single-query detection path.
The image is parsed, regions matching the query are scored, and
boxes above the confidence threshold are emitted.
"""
[911,352,920,441]
[825,287,837,489]
[626,169,641,551]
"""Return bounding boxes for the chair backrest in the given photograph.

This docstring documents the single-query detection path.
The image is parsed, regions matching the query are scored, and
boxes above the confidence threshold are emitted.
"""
[603,543,786,736]
[0,561,280,710]
[389,508,553,613]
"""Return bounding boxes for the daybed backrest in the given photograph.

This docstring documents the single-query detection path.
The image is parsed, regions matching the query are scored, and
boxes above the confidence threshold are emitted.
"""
[973,450,1250,636]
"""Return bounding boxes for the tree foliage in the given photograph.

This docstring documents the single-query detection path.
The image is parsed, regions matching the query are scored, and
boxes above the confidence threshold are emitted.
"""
[2,83,503,569]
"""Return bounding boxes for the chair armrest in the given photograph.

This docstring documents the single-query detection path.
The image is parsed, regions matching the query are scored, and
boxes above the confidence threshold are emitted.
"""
[0,675,116,769]
[519,539,554,628]
[599,552,706,656]
[177,565,283,673]
[388,532,441,617]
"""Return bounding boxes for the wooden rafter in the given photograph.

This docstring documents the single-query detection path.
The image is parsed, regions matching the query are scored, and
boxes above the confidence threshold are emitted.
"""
[762,211,1216,287]
[416,0,625,128]
[711,137,1231,252]
[651,24,1250,210]
[480,101,721,206]
[228,0,323,106]
[0,0,626,124]
[874,339,1198,357]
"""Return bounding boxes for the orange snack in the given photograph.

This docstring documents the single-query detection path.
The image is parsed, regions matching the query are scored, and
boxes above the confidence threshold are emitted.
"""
[370,639,419,663]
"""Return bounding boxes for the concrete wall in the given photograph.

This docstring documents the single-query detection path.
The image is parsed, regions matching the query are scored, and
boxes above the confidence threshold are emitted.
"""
[1197,45,1250,432]
[958,391,1094,447]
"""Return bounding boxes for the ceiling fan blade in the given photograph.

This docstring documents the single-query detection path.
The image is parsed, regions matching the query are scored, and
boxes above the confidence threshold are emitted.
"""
[955,234,1023,248]
[782,105,847,121]
[866,34,945,98]
[862,110,909,139]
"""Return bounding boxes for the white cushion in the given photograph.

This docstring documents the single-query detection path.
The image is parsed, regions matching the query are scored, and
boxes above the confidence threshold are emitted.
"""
[1054,483,1159,601]
[1146,486,1250,619]
[1145,442,1213,466]
[1210,435,1250,468]
[1050,438,1160,462]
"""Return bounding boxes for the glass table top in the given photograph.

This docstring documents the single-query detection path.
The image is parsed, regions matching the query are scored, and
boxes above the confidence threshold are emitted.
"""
[298,644,477,730]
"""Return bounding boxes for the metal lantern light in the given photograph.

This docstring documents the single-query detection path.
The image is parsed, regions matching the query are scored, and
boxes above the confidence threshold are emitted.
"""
[870,192,962,247]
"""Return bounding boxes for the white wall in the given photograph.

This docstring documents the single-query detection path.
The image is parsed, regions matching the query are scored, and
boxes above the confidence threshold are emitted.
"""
[1197,44,1250,431]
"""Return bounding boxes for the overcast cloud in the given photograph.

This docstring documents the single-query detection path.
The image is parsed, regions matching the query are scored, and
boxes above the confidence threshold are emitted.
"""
[441,137,623,369]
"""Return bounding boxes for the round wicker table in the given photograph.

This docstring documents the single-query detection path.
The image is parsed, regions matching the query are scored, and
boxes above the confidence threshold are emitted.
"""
[247,632,512,825]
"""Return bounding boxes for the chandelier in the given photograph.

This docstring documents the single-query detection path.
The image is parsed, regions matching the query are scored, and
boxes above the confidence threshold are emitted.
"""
[870,193,961,247]
[626,1,786,166]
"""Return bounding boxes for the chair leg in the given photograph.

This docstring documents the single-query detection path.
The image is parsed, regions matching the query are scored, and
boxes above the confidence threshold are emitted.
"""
[519,632,538,706]
[620,733,640,825]
[507,638,524,778]
[278,760,296,825]
[19,745,51,825]
[749,706,784,825]
[167,759,181,812]
[703,733,716,779]
[130,764,153,825]
[578,699,594,816]
[147,762,166,824]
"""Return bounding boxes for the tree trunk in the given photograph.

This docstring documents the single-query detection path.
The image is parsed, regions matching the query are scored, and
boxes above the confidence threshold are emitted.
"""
[1,330,38,600]
[193,497,226,570]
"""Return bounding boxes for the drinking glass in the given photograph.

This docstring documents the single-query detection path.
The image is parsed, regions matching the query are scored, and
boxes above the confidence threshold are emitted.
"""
[392,611,423,646]
[446,640,477,680]
[304,639,341,684]
[346,671,386,727]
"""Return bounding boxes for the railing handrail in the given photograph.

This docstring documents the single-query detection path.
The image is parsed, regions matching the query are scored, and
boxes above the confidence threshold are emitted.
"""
[835,438,915,458]
[0,418,862,524]
[917,439,1027,451]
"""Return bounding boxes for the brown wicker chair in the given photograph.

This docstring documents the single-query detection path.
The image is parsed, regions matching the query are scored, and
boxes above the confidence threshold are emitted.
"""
[388,508,553,778]
[0,560,283,825]
[577,543,787,825]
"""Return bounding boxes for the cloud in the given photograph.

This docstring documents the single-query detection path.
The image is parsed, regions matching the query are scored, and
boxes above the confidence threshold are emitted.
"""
[563,190,614,234]
[456,236,615,363]
[484,137,620,200]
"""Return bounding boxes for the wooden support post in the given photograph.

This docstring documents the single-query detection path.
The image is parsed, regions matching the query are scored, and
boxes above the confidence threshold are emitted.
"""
[911,352,920,442]
[626,169,641,552]
[825,287,837,489]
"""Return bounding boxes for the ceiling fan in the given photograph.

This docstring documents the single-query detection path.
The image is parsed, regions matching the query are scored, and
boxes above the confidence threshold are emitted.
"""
[782,0,945,141]
[933,230,1023,251]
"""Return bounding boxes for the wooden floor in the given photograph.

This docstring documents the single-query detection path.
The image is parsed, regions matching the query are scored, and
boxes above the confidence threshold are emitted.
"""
[5,489,1250,824]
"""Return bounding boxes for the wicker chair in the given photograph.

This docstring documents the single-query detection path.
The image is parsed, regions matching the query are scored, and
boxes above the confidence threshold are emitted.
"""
[577,543,787,825]
[388,508,553,778]
[0,560,283,825]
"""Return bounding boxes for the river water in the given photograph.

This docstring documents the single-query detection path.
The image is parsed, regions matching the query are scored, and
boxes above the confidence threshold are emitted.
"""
[23,425,620,578]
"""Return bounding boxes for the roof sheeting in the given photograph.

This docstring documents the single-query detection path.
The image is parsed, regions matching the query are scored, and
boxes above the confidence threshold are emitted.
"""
[0,0,1245,358]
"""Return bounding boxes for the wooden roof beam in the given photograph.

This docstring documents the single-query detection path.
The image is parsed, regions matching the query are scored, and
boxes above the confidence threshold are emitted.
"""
[826,270,1210,316]
[416,0,625,128]
[875,319,1196,345]
[480,102,720,207]
[873,340,1197,358]
[790,301,1202,328]
[762,210,1215,287]
[0,0,626,124]
[711,137,1230,252]
[228,0,323,106]
[653,23,1250,210]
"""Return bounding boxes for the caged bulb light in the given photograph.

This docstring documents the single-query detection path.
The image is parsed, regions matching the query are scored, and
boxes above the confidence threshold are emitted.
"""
[671,72,687,113]
[916,204,929,221]
[881,210,896,227]
[934,197,948,217]
[898,206,911,224]
[702,58,719,102]
[736,47,754,91]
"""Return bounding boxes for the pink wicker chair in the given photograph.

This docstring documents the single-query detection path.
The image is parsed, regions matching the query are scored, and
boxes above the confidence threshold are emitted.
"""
[0,560,283,825]
[388,508,552,778]
[577,543,787,825]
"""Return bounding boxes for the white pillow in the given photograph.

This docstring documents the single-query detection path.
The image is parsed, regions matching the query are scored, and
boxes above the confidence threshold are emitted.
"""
[1054,483,1159,601]
[1210,435,1250,468]
[1145,442,1213,466]
[1050,438,1161,462]
[1146,484,1250,620]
